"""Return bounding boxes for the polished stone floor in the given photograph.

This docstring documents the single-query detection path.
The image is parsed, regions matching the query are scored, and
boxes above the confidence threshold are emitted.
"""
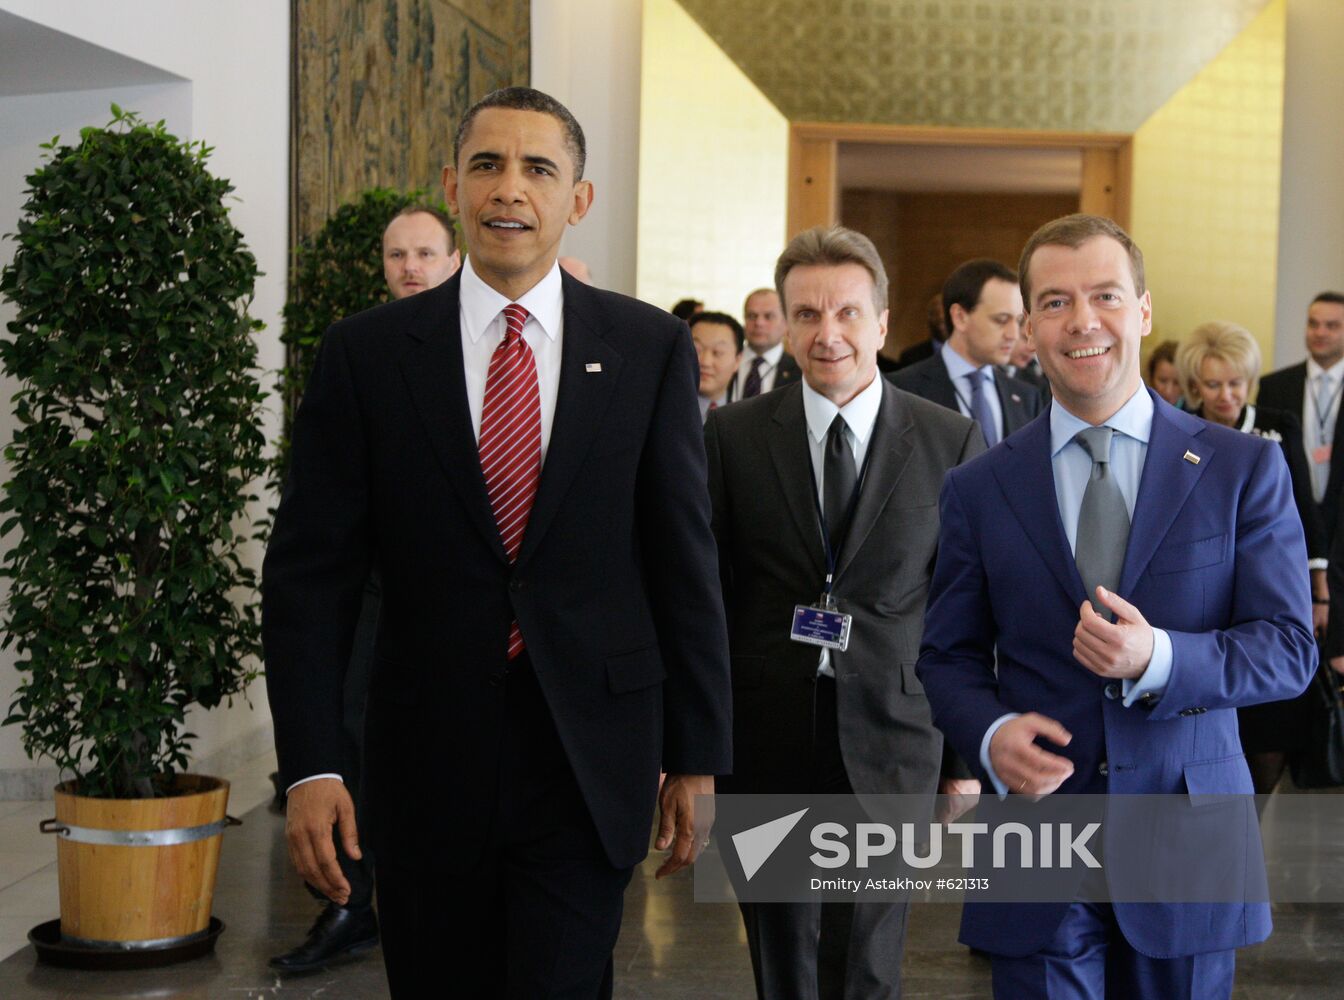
[0,751,1341,997]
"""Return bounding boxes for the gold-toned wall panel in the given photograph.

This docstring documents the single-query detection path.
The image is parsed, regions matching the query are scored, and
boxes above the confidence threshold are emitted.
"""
[676,0,1270,133]
[293,0,529,246]
[1130,0,1285,370]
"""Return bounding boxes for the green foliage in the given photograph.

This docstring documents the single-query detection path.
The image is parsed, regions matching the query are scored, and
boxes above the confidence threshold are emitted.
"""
[0,107,268,798]
[276,187,426,474]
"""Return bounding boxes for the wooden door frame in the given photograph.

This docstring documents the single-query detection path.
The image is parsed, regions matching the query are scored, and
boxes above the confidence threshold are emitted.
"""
[788,122,1133,237]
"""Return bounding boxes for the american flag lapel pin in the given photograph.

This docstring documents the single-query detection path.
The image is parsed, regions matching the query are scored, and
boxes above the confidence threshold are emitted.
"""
[585,363,602,373]
[1183,450,1200,465]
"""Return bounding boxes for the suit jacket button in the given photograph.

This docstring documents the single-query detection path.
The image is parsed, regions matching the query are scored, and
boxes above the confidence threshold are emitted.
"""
[1098,760,1109,777]
[509,579,525,593]
[1104,683,1120,700]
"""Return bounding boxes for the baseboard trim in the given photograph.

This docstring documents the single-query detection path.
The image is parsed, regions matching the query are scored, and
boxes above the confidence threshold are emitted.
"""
[0,721,276,801]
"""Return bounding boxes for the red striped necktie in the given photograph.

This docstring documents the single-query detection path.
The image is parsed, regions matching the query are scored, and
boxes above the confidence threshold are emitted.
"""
[478,303,541,659]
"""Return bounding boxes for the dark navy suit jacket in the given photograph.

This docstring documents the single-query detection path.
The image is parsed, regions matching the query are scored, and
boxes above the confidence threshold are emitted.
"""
[264,270,733,872]
[917,390,1315,957]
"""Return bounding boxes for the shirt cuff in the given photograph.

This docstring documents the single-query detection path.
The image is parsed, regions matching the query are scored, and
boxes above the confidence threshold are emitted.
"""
[979,713,1020,797]
[1122,627,1172,707]
[286,773,344,794]
[1309,557,1328,571]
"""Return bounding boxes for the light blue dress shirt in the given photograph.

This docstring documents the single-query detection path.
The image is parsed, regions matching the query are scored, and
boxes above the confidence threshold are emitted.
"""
[979,387,1174,794]
[941,342,1003,443]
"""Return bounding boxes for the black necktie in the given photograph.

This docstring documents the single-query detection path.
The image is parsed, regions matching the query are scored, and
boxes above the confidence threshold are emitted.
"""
[824,414,856,554]
[743,356,765,398]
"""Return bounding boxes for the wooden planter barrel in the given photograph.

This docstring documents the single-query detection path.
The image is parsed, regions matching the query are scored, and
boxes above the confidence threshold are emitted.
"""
[45,775,233,949]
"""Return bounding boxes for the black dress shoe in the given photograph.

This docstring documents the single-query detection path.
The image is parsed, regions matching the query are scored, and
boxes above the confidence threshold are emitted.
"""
[269,902,380,973]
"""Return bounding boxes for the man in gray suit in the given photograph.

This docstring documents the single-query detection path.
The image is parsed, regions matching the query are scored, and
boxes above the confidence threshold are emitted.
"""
[705,225,984,999]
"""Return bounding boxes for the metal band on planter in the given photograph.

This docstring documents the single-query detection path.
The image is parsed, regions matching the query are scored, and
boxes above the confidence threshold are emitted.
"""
[40,815,241,846]
[59,925,215,951]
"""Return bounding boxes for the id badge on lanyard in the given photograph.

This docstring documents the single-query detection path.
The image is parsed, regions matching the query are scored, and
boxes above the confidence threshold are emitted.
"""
[788,441,869,653]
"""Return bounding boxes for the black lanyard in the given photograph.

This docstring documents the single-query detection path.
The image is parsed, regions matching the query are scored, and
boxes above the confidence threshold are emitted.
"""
[1314,375,1344,445]
[806,437,874,607]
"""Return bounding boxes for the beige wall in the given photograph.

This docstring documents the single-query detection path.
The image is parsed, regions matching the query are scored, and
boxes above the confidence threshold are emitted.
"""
[1130,0,1286,370]
[635,0,788,317]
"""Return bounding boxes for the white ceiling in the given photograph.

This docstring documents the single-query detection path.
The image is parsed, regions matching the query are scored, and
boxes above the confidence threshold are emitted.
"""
[0,9,183,98]
[838,143,1081,194]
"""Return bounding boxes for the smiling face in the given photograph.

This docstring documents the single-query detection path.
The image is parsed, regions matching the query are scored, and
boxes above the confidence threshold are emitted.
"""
[691,320,741,400]
[1025,236,1152,425]
[783,263,887,406]
[382,212,460,299]
[443,107,593,300]
[1191,355,1251,427]
[948,277,1025,368]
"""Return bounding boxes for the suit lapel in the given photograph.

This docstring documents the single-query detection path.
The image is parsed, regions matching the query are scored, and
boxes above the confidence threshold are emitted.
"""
[398,277,510,564]
[515,275,622,568]
[924,352,960,410]
[996,411,1086,604]
[767,388,827,578]
[835,381,912,580]
[1119,399,1211,593]
[994,370,1029,434]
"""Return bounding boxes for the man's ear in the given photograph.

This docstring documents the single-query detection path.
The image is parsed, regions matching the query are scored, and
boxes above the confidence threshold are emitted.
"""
[948,302,969,334]
[568,180,594,225]
[442,164,459,218]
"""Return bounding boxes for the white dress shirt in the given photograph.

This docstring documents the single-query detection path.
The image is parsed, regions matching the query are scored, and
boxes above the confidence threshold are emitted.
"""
[290,258,568,793]
[731,342,787,401]
[801,373,884,677]
[1302,356,1344,503]
[459,256,565,461]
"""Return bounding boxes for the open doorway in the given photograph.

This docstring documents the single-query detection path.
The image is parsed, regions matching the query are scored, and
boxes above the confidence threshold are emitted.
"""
[787,124,1131,363]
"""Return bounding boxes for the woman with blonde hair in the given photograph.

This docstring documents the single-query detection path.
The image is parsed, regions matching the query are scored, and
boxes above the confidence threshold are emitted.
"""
[1178,320,1329,795]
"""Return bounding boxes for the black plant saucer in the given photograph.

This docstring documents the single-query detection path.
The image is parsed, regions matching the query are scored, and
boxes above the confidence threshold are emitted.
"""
[28,917,224,970]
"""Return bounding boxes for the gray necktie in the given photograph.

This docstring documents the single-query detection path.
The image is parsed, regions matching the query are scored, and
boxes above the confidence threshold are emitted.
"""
[823,414,856,554]
[1073,426,1130,619]
[967,371,999,448]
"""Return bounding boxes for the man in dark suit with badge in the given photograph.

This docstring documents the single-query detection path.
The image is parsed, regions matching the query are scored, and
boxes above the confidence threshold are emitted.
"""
[706,225,983,999]
[264,87,732,998]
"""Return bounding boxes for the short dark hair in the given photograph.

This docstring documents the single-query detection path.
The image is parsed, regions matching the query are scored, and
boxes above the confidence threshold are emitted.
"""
[775,225,888,315]
[942,259,1018,335]
[1146,339,1179,380]
[1311,291,1344,309]
[453,86,587,180]
[690,311,745,353]
[671,298,704,321]
[383,204,455,250]
[1019,214,1145,310]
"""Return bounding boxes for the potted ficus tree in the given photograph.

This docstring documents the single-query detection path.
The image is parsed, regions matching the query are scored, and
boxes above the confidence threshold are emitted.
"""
[0,106,267,963]
[276,186,427,471]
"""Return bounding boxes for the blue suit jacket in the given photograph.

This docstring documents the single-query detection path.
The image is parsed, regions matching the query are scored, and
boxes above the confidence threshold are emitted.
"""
[917,390,1315,958]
